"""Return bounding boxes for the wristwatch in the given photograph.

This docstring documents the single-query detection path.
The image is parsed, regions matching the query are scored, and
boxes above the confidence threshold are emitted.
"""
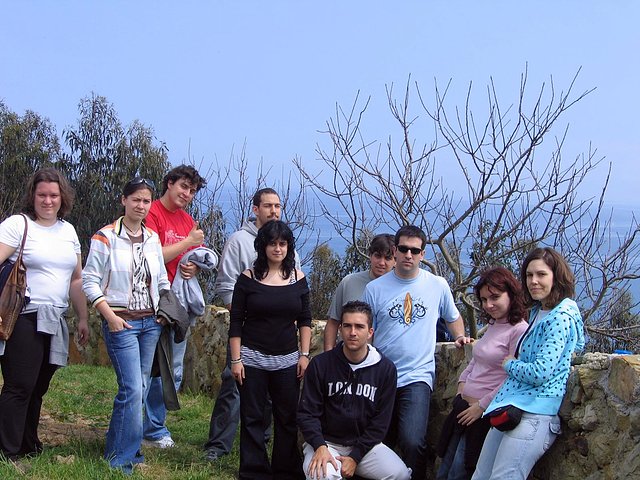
[300,352,311,358]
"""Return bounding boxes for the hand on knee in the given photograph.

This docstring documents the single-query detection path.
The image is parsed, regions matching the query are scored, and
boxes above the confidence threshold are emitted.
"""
[305,461,342,480]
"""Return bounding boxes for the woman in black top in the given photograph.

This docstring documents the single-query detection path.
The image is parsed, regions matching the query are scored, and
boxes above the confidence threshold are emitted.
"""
[230,220,311,480]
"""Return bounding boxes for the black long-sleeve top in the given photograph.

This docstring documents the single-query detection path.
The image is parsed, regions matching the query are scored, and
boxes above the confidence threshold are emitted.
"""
[229,273,312,355]
[297,344,397,463]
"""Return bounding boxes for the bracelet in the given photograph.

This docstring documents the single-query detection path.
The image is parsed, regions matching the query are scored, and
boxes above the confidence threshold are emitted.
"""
[455,335,465,341]
[230,358,242,364]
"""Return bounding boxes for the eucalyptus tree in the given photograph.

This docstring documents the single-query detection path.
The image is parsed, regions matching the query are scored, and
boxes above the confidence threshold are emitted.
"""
[0,102,64,216]
[63,93,171,256]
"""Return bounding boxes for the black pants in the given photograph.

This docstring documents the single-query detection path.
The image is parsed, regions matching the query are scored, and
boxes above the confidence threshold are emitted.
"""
[0,313,57,459]
[238,364,303,480]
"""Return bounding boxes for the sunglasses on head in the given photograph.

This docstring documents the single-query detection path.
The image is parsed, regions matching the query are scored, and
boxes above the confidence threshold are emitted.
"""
[396,245,422,255]
[129,177,156,190]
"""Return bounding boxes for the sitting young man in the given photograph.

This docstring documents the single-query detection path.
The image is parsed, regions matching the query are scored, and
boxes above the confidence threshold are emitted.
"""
[297,301,411,480]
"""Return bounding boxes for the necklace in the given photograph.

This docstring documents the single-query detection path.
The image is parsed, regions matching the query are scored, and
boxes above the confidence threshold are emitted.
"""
[267,269,285,279]
[122,220,142,236]
[258,268,291,286]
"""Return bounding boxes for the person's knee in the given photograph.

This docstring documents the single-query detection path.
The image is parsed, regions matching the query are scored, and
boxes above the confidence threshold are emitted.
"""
[128,389,144,406]
[2,376,38,396]
[388,466,411,480]
[116,378,143,403]
[396,415,427,452]
[304,463,342,480]
[367,444,413,480]
[303,445,342,480]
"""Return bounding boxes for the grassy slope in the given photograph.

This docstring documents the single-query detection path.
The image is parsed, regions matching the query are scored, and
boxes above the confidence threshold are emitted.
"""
[0,365,240,479]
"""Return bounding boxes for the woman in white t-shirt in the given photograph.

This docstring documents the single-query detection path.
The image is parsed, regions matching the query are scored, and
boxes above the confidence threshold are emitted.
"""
[0,168,89,461]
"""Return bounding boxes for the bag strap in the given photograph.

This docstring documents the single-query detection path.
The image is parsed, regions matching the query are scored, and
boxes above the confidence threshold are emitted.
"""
[15,214,28,261]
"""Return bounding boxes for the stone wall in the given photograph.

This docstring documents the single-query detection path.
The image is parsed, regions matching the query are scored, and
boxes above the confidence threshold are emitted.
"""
[67,312,110,366]
[182,306,229,394]
[434,343,640,480]
[70,310,640,479]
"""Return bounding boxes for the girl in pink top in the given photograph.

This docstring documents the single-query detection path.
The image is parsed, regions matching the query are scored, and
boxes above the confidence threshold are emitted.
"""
[437,267,528,480]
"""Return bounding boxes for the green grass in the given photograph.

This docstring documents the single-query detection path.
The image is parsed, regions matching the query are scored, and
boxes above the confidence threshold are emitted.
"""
[0,365,241,479]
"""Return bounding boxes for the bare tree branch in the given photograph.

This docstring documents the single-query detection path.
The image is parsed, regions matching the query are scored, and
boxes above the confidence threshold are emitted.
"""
[296,71,639,346]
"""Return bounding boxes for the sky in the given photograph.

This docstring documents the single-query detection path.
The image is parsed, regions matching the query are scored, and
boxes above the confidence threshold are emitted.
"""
[1,1,639,209]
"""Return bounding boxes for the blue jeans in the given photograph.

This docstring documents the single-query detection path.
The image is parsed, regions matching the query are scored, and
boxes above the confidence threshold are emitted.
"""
[143,327,189,440]
[437,430,470,480]
[386,381,431,480]
[102,317,162,474]
[471,413,561,480]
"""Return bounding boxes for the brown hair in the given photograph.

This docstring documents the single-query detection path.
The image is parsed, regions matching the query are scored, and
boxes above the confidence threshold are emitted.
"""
[520,247,575,308]
[340,300,373,328]
[22,168,75,220]
[474,266,526,325]
[368,233,394,258]
[161,164,206,195]
[252,188,279,207]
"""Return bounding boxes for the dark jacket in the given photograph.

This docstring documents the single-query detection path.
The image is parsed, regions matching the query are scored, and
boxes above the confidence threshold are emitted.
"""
[151,289,189,410]
[297,343,397,463]
[157,288,190,343]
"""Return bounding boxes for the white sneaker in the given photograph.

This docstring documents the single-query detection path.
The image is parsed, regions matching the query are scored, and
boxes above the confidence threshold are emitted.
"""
[142,436,175,449]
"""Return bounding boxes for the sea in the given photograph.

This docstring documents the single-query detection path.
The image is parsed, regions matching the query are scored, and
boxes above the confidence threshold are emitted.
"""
[302,202,640,307]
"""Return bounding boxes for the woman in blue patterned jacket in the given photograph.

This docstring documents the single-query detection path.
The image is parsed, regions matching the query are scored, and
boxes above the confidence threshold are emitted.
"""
[471,248,584,480]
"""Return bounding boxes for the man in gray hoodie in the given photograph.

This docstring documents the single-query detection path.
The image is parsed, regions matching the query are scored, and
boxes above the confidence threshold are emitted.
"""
[203,187,282,461]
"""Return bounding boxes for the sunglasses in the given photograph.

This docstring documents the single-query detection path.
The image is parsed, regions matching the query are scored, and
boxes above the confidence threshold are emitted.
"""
[129,177,156,190]
[396,245,423,255]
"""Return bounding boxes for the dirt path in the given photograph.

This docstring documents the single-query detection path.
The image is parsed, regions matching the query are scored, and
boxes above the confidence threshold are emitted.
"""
[0,378,105,447]
[38,412,105,446]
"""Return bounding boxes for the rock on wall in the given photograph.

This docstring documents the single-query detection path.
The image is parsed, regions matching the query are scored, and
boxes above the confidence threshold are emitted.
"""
[547,353,640,480]
[181,306,229,395]
[67,311,112,366]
